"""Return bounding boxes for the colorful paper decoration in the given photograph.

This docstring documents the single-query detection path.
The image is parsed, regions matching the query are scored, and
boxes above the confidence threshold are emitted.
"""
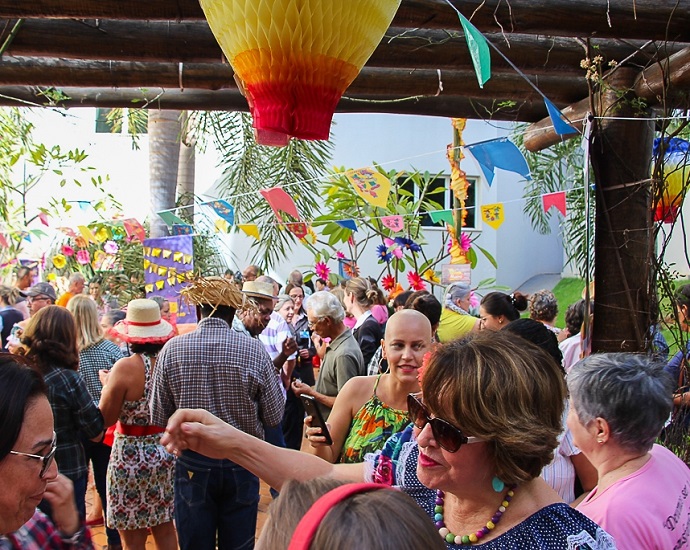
[122,218,146,242]
[345,168,391,208]
[151,248,162,258]
[172,224,194,236]
[0,233,7,247]
[215,219,230,233]
[173,252,183,262]
[481,203,505,230]
[209,200,235,225]
[653,137,690,223]
[466,138,531,186]
[162,249,173,259]
[238,224,260,240]
[381,215,404,232]
[429,210,456,226]
[158,211,187,227]
[77,225,98,244]
[458,13,491,88]
[544,98,578,136]
[335,220,358,232]
[58,227,78,238]
[38,212,49,227]
[260,188,300,222]
[198,0,401,144]
[287,222,309,239]
[542,192,567,216]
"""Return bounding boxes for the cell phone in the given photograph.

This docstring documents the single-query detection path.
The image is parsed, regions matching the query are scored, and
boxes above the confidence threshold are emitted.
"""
[300,395,333,445]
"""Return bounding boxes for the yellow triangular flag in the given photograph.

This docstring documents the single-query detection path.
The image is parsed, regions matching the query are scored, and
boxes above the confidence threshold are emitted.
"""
[183,254,192,264]
[143,259,150,270]
[77,225,98,243]
[215,219,229,233]
[152,248,162,257]
[144,247,151,255]
[145,283,154,293]
[155,280,165,290]
[345,168,391,208]
[238,224,260,239]
[157,266,168,276]
[168,275,176,286]
[173,251,184,263]
[162,249,172,259]
[481,203,505,230]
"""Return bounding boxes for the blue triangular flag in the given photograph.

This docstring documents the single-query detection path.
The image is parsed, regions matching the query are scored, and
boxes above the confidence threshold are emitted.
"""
[77,201,91,211]
[208,200,235,225]
[335,219,358,232]
[544,98,578,136]
[172,224,194,236]
[466,138,531,186]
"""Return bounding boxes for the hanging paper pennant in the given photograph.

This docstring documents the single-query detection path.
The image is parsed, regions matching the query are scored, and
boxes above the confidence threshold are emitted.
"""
[481,203,505,230]
[37,212,49,227]
[259,188,300,222]
[155,280,165,290]
[381,215,404,232]
[151,248,162,258]
[238,224,260,240]
[215,219,230,233]
[58,227,78,238]
[429,210,456,225]
[145,283,154,293]
[162,249,173,260]
[158,211,187,227]
[77,225,98,244]
[157,266,168,276]
[143,259,151,270]
[345,168,391,208]
[542,192,567,216]
[122,218,146,242]
[77,201,91,211]
[457,13,491,88]
[466,138,531,186]
[0,233,7,248]
[208,200,235,225]
[334,219,358,232]
[287,222,309,239]
[544,98,578,136]
[172,224,194,236]
[183,254,193,264]
[173,251,184,263]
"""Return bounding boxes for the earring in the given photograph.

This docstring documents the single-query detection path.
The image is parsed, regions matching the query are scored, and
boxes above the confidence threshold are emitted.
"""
[378,356,389,374]
[597,439,604,444]
[492,476,505,492]
[498,318,503,324]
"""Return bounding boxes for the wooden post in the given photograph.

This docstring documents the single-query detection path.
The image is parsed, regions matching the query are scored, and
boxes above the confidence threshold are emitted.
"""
[590,68,654,353]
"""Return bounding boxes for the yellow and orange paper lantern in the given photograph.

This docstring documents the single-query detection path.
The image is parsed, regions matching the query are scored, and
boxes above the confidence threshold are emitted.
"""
[199,0,401,145]
[653,138,690,223]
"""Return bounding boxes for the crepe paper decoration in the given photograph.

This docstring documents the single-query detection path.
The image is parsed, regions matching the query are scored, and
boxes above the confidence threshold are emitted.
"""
[158,211,187,227]
[335,220,358,232]
[345,168,391,208]
[381,274,396,292]
[429,210,455,226]
[157,266,168,277]
[172,224,194,236]
[198,0,401,144]
[143,247,151,255]
[259,188,300,222]
[0,233,8,248]
[407,271,427,291]
[183,254,193,264]
[52,254,67,269]
[209,200,235,225]
[457,13,491,88]
[77,225,98,244]
[544,98,578,136]
[92,250,107,270]
[215,219,230,233]
[653,137,690,223]
[143,259,151,270]
[94,227,109,243]
[287,222,309,240]
[460,233,472,252]
[542,192,567,216]
[465,138,531,186]
[58,227,78,238]
[381,215,404,232]
[38,212,49,227]
[168,275,177,287]
[315,262,330,280]
[155,280,165,291]
[173,251,184,263]
[481,203,505,230]
[76,249,91,265]
[61,245,75,257]
[145,283,154,293]
[123,218,146,243]
[151,248,162,258]
[238,224,260,240]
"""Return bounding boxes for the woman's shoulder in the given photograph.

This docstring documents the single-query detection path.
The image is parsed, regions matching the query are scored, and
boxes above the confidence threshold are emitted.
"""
[341,375,378,398]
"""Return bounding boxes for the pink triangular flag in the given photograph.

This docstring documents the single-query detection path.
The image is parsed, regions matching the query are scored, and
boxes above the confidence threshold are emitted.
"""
[58,227,78,238]
[0,233,8,248]
[381,215,404,232]
[542,192,567,216]
[38,212,49,226]
[287,222,308,239]
[259,188,300,223]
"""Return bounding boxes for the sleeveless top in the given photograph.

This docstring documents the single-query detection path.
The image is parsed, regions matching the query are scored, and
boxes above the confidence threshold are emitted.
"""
[339,375,410,464]
[119,353,155,426]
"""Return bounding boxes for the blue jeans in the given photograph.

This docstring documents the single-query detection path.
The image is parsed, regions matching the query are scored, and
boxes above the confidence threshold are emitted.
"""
[83,439,121,545]
[175,451,259,550]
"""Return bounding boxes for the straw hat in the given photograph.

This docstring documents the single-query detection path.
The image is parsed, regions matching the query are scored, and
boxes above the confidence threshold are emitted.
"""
[111,298,175,345]
[242,280,277,301]
[180,276,248,309]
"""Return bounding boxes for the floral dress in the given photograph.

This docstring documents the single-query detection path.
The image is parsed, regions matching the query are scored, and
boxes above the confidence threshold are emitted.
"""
[339,375,410,463]
[106,354,175,530]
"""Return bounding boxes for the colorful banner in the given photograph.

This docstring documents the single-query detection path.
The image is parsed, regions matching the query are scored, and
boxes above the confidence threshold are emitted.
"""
[208,200,235,225]
[544,98,578,136]
[158,211,187,227]
[458,13,491,88]
[122,218,146,242]
[259,188,300,222]
[381,215,404,232]
[542,191,567,216]
[172,224,194,235]
[481,203,505,230]
[465,138,530,186]
[345,168,391,208]
[335,219,358,232]
[429,210,455,225]
[238,224,260,239]
[287,222,309,239]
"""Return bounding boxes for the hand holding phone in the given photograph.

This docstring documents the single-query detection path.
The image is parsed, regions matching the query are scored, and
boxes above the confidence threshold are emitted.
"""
[300,394,333,445]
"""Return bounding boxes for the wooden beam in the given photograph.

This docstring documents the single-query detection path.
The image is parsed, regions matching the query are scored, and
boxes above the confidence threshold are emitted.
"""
[1,0,687,41]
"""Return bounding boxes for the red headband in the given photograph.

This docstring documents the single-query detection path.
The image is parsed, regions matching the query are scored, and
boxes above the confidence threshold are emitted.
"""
[287,483,388,550]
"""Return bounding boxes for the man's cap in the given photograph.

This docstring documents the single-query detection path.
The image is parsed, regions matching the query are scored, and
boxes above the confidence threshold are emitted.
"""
[20,282,57,301]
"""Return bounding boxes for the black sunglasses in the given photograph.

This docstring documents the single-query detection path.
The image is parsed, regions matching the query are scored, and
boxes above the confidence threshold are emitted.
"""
[407,394,483,453]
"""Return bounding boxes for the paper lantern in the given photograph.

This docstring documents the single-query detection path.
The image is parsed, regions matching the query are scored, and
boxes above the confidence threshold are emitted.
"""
[653,137,690,223]
[199,0,401,145]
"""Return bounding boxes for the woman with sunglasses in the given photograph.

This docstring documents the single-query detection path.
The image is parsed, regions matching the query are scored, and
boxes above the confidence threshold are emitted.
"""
[162,330,611,548]
[0,354,91,548]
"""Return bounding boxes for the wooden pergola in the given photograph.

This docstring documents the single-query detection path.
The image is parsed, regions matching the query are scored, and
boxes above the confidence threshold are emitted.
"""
[1,0,689,351]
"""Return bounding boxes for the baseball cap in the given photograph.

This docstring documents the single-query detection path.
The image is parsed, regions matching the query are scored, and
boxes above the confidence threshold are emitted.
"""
[20,282,57,301]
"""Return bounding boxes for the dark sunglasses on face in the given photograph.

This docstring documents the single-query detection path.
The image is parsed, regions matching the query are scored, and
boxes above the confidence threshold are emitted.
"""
[10,431,57,478]
[407,393,484,453]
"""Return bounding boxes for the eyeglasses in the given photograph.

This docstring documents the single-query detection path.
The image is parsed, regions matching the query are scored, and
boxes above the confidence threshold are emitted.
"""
[10,432,57,478]
[28,295,50,302]
[407,394,483,453]
[307,317,323,328]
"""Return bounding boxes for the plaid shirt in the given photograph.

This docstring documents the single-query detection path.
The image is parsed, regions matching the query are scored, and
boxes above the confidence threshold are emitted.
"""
[78,339,123,403]
[0,508,92,549]
[150,317,284,439]
[43,366,104,479]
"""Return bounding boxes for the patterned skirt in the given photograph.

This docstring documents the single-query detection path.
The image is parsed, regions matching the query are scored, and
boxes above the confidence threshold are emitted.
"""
[106,432,176,530]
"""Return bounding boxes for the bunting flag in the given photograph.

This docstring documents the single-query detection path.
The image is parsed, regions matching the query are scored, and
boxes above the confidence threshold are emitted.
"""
[172,224,194,236]
[542,191,567,216]
[173,251,184,263]
[122,218,146,242]
[58,227,78,238]
[381,215,404,232]
[335,219,358,231]
[458,13,491,88]
[38,212,49,227]
[481,203,505,230]
[544,98,578,136]
[208,200,235,225]
[238,224,260,239]
[214,219,230,233]
[345,168,391,208]
[77,225,97,244]
[77,201,91,211]
[429,210,455,225]
[155,280,165,290]
[259,188,300,222]
[151,248,162,258]
[162,249,172,259]
[158,211,187,227]
[0,233,7,248]
[465,138,531,186]
[145,283,154,293]
[287,222,309,239]
[143,259,151,270]
[157,266,168,276]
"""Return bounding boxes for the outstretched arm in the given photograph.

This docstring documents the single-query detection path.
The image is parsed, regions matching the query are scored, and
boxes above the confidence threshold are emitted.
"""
[161,408,364,491]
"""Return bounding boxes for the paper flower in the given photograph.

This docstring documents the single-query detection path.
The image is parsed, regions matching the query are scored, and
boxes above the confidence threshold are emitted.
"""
[315,261,330,280]
[336,251,345,260]
[387,283,405,301]
[104,240,119,255]
[417,351,433,385]
[74,236,87,249]
[407,271,427,291]
[376,244,392,263]
[381,274,396,292]
[46,272,57,282]
[469,290,480,310]
[384,237,403,259]
[460,233,472,252]
[61,245,75,257]
[92,250,106,268]
[95,227,109,243]
[344,261,360,278]
[76,250,91,265]
[423,269,440,284]
[52,254,67,269]
[395,237,422,253]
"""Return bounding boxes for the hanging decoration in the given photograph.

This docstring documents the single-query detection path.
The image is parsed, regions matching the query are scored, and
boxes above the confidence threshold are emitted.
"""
[428,210,455,225]
[544,98,578,136]
[122,218,146,243]
[481,203,505,230]
[260,187,300,222]
[287,222,309,239]
[542,192,567,216]
[653,137,690,223]
[335,220,358,232]
[209,200,235,225]
[237,223,260,239]
[465,138,531,186]
[158,211,187,227]
[457,13,491,88]
[381,215,404,232]
[173,224,194,236]
[198,0,401,144]
[345,168,391,208]
[77,225,98,244]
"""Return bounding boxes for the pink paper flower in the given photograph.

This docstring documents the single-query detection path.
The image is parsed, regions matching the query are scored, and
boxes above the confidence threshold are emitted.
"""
[104,240,119,255]
[407,271,427,291]
[381,274,396,292]
[61,245,75,257]
[460,233,472,252]
[336,251,345,260]
[76,249,91,265]
[469,290,479,309]
[315,261,330,280]
[384,237,403,259]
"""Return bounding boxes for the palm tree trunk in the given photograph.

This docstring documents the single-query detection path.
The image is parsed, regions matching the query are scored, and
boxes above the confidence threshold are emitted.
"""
[148,109,181,238]
[176,111,195,220]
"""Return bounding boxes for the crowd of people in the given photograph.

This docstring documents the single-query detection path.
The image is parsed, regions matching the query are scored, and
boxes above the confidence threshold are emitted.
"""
[0,263,689,550]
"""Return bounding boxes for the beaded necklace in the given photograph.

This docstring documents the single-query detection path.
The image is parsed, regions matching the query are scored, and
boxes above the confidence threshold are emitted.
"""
[434,485,516,545]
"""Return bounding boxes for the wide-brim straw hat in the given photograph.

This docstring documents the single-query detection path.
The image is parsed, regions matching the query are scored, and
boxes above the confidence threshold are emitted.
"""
[180,276,249,310]
[242,280,277,301]
[111,298,175,345]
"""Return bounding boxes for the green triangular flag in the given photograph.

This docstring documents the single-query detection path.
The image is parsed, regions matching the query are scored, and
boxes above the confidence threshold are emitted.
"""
[458,13,491,88]
[158,211,186,227]
[429,210,456,225]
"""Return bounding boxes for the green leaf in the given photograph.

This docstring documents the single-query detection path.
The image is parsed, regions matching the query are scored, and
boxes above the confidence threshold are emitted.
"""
[467,247,478,269]
[475,245,497,269]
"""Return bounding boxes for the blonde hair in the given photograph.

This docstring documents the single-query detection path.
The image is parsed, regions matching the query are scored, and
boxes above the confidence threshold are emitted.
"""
[0,285,19,306]
[345,277,379,309]
[67,294,104,350]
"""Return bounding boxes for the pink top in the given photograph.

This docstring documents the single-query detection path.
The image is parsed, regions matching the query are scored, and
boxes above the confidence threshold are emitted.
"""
[370,304,389,324]
[577,444,690,549]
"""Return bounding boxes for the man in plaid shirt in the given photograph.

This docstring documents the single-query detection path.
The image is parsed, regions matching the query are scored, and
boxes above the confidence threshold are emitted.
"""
[150,277,284,550]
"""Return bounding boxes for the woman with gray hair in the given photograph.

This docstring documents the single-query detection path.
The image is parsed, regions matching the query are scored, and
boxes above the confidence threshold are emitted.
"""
[568,353,690,548]
[529,289,563,340]
[436,282,479,343]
